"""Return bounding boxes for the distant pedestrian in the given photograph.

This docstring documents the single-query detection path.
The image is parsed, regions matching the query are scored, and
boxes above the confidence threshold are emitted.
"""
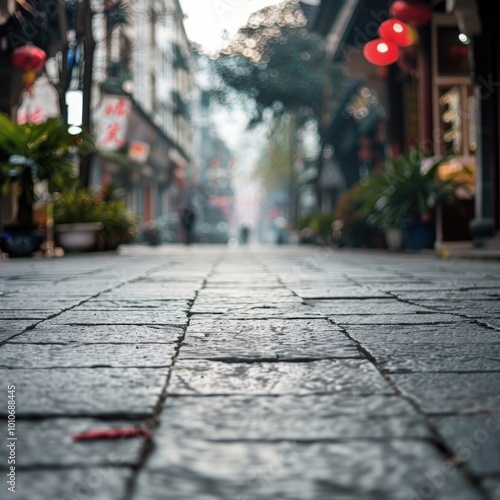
[239,225,250,244]
[179,182,197,245]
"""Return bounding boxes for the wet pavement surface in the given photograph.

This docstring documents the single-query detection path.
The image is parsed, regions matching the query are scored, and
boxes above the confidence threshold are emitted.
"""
[1,244,500,499]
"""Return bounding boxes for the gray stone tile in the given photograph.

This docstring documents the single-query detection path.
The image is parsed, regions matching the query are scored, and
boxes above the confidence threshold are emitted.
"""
[46,309,188,326]
[196,290,297,300]
[391,291,500,301]
[9,324,184,344]
[181,328,359,361]
[0,310,60,319]
[0,343,176,368]
[77,299,190,310]
[203,283,284,289]
[207,276,279,283]
[0,367,168,417]
[1,467,132,500]
[156,395,431,440]
[344,324,500,344]
[307,299,434,315]
[363,343,500,373]
[168,360,394,396]
[187,318,341,336]
[334,313,460,325]
[100,288,197,300]
[190,303,325,319]
[480,318,500,331]
[409,300,500,318]
[0,300,79,311]
[134,440,483,500]
[289,287,392,299]
[0,418,146,468]
[0,320,39,342]
[392,373,500,414]
[192,297,302,310]
[481,478,500,499]
[432,415,500,476]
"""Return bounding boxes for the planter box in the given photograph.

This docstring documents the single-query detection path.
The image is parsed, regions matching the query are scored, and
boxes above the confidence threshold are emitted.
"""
[54,222,103,252]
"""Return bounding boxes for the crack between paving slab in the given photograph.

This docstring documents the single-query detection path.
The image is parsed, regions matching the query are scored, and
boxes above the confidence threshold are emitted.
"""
[122,259,220,500]
[386,292,500,332]
[333,321,491,498]
[0,262,176,346]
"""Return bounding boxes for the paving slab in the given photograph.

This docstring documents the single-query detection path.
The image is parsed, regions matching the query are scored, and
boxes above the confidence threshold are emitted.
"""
[8,324,184,344]
[45,309,189,326]
[306,298,435,315]
[408,300,500,318]
[190,303,325,318]
[0,299,78,309]
[0,367,168,417]
[0,418,146,468]
[76,299,190,310]
[134,440,484,500]
[481,478,500,499]
[98,288,197,300]
[0,343,176,368]
[0,310,60,320]
[187,317,342,335]
[0,320,39,342]
[287,287,392,299]
[0,467,133,500]
[168,359,395,396]
[392,372,500,414]
[432,415,500,476]
[155,394,431,440]
[343,324,500,344]
[362,343,500,373]
[333,313,460,325]
[181,327,359,361]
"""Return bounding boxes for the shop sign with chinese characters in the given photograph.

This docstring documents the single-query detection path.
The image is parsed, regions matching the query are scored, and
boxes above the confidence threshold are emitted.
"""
[96,95,131,151]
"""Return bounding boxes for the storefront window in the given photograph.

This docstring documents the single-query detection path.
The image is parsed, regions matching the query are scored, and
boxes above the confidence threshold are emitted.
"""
[437,26,471,77]
[439,86,461,153]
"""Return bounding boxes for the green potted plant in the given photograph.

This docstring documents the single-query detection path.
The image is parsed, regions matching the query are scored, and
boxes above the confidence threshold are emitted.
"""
[332,182,385,248]
[51,183,139,252]
[0,113,92,257]
[357,148,473,250]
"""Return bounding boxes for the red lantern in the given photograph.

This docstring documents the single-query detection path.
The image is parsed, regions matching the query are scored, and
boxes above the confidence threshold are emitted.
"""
[389,1,431,26]
[363,39,400,66]
[11,45,46,72]
[378,19,416,47]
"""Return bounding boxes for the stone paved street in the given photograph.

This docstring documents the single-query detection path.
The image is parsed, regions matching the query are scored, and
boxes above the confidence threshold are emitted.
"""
[1,244,500,499]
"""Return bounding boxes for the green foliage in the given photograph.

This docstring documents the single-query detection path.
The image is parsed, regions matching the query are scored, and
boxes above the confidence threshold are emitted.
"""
[332,183,384,248]
[255,115,293,189]
[205,0,330,125]
[298,212,334,239]
[0,113,94,229]
[0,113,93,190]
[51,184,138,249]
[357,148,474,229]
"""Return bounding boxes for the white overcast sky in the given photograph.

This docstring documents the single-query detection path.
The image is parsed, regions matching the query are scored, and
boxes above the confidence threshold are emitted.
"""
[178,0,284,53]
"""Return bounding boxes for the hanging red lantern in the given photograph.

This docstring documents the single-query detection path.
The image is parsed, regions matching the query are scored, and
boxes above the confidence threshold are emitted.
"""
[363,38,400,66]
[389,1,432,26]
[10,45,46,72]
[378,19,416,47]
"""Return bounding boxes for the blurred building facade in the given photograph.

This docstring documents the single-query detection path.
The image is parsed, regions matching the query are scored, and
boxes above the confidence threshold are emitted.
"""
[309,0,500,248]
[91,0,194,235]
[0,0,195,238]
[189,81,234,244]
